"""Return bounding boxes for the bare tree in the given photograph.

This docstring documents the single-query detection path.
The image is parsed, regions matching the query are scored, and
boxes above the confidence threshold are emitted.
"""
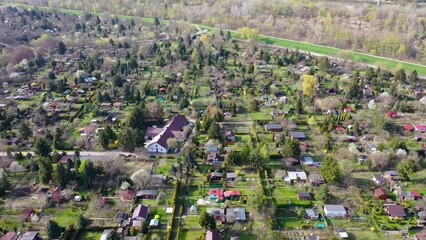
[130,169,151,190]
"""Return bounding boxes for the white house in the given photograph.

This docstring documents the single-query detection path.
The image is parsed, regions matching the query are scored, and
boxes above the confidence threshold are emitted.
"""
[147,142,168,153]
[145,114,188,153]
[284,171,307,184]
[324,205,347,218]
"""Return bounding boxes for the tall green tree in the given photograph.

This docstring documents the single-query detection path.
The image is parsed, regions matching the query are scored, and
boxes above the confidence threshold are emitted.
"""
[46,220,62,239]
[207,123,222,141]
[199,210,216,230]
[282,139,301,158]
[78,159,97,188]
[397,159,417,180]
[35,138,52,157]
[98,129,110,150]
[320,156,342,183]
[127,105,145,130]
[316,185,333,203]
[58,41,66,55]
[76,214,89,229]
[107,229,120,240]
[0,170,11,197]
[19,121,32,139]
[38,159,53,184]
[225,151,243,166]
[53,163,69,188]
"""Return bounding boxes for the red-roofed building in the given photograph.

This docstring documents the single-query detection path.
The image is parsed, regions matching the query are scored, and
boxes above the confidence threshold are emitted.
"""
[0,231,17,240]
[224,190,241,200]
[50,187,63,204]
[374,188,389,200]
[411,190,422,200]
[21,209,36,222]
[415,124,426,133]
[113,102,124,109]
[404,124,415,131]
[120,189,135,201]
[335,126,345,132]
[385,205,406,219]
[386,111,398,118]
[209,188,224,202]
[343,107,352,113]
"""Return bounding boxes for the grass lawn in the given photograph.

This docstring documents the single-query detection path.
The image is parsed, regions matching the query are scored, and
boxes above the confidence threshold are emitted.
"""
[179,229,205,240]
[75,230,103,240]
[51,206,83,227]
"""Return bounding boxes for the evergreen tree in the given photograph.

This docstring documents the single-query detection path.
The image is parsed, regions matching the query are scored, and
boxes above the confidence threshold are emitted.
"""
[225,151,243,166]
[282,139,301,158]
[107,229,120,240]
[0,170,11,197]
[76,214,89,229]
[58,41,66,55]
[397,159,417,180]
[316,185,333,203]
[19,121,32,139]
[127,106,145,130]
[35,138,52,157]
[394,69,406,83]
[78,159,97,188]
[53,163,69,188]
[154,17,160,27]
[207,123,222,141]
[46,220,62,239]
[38,159,53,184]
[98,129,110,149]
[320,156,342,183]
[199,210,216,230]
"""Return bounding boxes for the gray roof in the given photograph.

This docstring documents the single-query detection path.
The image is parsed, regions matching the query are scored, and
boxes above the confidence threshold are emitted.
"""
[324,205,346,212]
[136,190,158,197]
[227,172,237,178]
[306,209,319,218]
[265,123,282,130]
[290,131,306,139]
[226,207,246,221]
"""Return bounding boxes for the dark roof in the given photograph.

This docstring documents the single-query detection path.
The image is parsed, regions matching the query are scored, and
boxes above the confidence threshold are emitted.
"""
[148,114,188,149]
[265,123,282,130]
[386,205,406,217]
[115,211,128,219]
[290,131,306,139]
[166,114,188,131]
[374,188,388,197]
[373,174,385,182]
[136,190,158,197]
[206,229,222,240]
[1,231,17,240]
[132,204,149,219]
[21,209,35,217]
[298,191,311,198]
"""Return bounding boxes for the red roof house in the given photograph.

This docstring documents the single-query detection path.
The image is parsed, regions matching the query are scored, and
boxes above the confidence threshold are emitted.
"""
[21,209,36,222]
[411,190,422,200]
[385,205,406,219]
[335,126,345,132]
[386,111,398,118]
[224,190,241,200]
[415,124,426,132]
[343,107,352,113]
[120,189,135,201]
[0,231,17,240]
[209,188,224,202]
[374,188,389,200]
[403,124,415,131]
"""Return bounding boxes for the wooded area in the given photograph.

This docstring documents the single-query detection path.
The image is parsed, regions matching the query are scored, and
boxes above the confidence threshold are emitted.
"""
[5,0,426,65]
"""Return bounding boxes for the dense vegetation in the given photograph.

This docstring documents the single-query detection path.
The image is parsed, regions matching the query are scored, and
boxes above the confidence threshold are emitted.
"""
[5,0,426,65]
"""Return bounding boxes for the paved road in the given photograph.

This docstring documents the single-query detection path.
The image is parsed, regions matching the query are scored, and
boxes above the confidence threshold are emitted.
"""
[0,151,136,161]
